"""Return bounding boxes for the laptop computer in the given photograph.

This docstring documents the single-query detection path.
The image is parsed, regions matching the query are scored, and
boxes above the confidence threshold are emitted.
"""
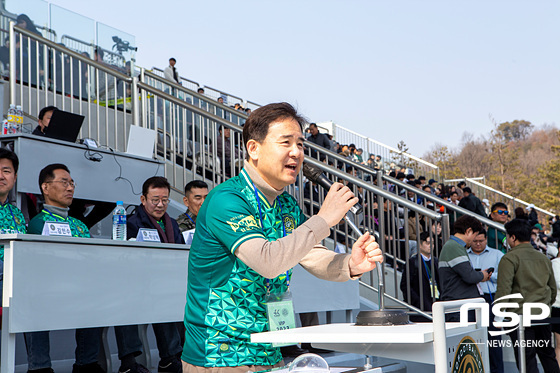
[44,110,85,143]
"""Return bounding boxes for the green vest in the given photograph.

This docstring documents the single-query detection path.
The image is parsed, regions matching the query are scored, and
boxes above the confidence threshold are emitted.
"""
[28,209,90,238]
[0,203,27,261]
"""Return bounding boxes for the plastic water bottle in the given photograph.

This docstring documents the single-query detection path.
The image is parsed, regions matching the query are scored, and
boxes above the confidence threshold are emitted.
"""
[112,201,127,240]
[15,105,23,133]
[5,104,15,135]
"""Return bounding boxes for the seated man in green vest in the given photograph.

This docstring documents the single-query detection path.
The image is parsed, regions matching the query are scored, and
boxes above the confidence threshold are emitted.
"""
[25,163,103,373]
[182,102,384,373]
[0,148,27,304]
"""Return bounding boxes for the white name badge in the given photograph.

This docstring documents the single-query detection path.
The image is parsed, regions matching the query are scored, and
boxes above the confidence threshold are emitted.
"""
[42,221,72,236]
[136,228,160,242]
[182,229,195,245]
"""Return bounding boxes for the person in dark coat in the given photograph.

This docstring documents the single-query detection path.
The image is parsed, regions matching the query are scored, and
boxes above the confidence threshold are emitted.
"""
[114,176,184,373]
[458,187,486,217]
[400,231,440,322]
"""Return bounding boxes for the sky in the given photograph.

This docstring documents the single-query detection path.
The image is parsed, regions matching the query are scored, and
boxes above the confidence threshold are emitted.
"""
[15,0,560,158]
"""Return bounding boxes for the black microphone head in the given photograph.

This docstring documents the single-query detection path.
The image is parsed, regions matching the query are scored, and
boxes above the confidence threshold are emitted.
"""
[302,163,323,183]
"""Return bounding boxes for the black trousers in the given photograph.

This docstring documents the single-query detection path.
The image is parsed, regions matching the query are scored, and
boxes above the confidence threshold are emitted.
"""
[482,293,504,373]
[509,324,560,373]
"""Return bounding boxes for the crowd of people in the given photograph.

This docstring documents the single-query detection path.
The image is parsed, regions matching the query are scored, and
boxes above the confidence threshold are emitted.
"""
[396,204,560,373]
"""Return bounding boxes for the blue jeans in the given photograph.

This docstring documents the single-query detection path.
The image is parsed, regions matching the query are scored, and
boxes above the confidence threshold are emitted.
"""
[24,328,101,370]
[115,322,182,360]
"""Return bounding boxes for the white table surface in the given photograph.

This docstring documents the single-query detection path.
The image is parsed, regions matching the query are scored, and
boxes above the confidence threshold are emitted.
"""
[251,322,477,345]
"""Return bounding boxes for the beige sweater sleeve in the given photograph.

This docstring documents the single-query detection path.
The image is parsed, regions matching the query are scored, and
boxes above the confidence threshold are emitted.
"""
[298,247,354,282]
[235,215,350,279]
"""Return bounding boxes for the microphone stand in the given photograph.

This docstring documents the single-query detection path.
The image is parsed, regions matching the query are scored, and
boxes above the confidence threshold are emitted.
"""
[343,214,410,326]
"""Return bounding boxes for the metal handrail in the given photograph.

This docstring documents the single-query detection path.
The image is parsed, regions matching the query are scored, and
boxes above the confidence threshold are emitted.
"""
[304,141,380,175]
[305,157,442,220]
[142,69,250,121]
[305,142,507,233]
[383,174,507,233]
[246,100,262,109]
[13,24,130,80]
[332,123,439,170]
[450,177,554,218]
[151,67,200,89]
[136,80,242,132]
[202,84,244,103]
[10,23,132,104]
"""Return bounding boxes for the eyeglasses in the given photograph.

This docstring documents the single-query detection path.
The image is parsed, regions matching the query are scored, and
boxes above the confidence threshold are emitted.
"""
[46,180,76,188]
[150,198,169,206]
[492,210,508,215]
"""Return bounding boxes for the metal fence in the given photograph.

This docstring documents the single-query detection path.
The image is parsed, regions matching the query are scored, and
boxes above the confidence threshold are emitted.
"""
[10,24,134,151]
[445,177,555,220]
[150,67,259,111]
[333,124,440,181]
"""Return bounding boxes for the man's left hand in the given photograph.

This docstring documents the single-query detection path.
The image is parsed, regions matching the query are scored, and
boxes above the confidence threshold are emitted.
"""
[348,232,383,277]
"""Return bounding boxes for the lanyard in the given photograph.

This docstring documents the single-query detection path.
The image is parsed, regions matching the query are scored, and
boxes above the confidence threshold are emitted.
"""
[487,284,494,303]
[43,208,76,236]
[421,256,432,280]
[185,211,195,224]
[251,181,290,290]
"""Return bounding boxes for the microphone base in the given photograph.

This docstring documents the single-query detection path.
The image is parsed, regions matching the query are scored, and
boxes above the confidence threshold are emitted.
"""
[355,310,411,326]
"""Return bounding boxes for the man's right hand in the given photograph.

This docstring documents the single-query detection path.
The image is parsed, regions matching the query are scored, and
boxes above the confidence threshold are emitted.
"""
[481,269,491,282]
[317,182,359,227]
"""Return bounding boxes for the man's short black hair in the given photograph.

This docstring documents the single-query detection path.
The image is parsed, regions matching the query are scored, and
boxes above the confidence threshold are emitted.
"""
[309,123,317,128]
[39,106,57,120]
[462,187,472,194]
[418,176,426,181]
[242,102,306,160]
[184,180,208,195]
[419,231,431,243]
[169,57,176,62]
[39,163,70,197]
[396,172,406,180]
[414,179,422,186]
[0,148,19,173]
[458,181,466,188]
[453,215,483,235]
[505,219,532,242]
[142,176,170,196]
[477,228,487,238]
[451,191,458,197]
[491,202,508,212]
[406,174,415,180]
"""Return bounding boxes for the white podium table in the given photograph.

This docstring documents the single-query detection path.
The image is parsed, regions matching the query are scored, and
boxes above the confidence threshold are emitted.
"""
[252,322,478,365]
[253,300,490,372]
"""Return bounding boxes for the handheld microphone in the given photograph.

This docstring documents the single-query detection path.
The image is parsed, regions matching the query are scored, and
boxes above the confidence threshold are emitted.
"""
[302,163,363,215]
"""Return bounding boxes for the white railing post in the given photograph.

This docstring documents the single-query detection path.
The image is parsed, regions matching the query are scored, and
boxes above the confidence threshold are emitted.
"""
[9,21,16,105]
